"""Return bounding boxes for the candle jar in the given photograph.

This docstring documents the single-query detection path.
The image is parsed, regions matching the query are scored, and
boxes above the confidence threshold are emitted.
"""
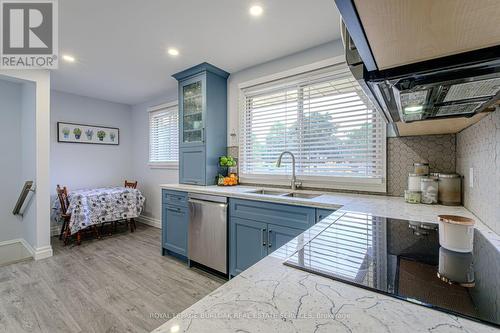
[438,173,462,206]
[413,162,430,175]
[408,173,427,191]
[405,190,421,204]
[421,178,438,204]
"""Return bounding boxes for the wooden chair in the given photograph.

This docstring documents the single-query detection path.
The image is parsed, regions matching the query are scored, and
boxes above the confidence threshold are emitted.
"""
[56,185,71,245]
[57,185,100,245]
[124,180,138,232]
[124,180,138,189]
[108,180,139,234]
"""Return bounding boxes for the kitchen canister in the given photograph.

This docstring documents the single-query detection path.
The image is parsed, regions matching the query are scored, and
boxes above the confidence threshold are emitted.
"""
[437,247,475,287]
[438,215,475,253]
[404,190,421,204]
[421,178,438,204]
[413,162,430,175]
[408,173,427,191]
[438,173,462,205]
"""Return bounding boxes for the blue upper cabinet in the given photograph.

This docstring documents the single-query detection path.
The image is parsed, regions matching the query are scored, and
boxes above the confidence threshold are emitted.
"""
[173,63,229,185]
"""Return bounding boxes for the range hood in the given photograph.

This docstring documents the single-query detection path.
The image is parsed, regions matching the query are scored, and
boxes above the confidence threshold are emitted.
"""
[335,0,500,136]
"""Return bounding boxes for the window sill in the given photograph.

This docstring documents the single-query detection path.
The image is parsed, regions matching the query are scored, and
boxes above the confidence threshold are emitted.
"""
[148,162,179,170]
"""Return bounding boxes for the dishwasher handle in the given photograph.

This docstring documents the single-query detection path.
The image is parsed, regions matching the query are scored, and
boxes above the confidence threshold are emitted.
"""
[188,198,228,208]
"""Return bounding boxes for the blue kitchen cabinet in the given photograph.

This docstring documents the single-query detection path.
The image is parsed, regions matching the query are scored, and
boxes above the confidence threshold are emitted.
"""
[267,224,303,254]
[316,208,335,222]
[179,145,206,185]
[229,198,316,277]
[162,190,188,259]
[173,63,229,185]
[230,217,268,276]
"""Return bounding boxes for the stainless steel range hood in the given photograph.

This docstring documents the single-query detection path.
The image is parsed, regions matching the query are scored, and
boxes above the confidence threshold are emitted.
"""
[335,0,500,136]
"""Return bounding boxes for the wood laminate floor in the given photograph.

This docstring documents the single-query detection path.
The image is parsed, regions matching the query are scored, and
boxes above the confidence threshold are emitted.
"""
[0,223,225,333]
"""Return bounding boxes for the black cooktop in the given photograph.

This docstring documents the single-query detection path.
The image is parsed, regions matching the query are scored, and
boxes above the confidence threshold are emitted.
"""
[284,212,499,327]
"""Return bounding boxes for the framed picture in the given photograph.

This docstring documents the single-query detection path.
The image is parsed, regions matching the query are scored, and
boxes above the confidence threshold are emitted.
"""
[57,122,119,145]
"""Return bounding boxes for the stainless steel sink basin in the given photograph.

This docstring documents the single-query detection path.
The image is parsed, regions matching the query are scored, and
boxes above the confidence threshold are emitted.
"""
[247,189,321,199]
[283,192,321,199]
[247,189,290,196]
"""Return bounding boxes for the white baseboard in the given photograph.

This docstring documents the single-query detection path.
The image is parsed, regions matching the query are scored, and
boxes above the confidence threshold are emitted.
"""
[0,238,32,265]
[20,239,53,260]
[136,215,161,229]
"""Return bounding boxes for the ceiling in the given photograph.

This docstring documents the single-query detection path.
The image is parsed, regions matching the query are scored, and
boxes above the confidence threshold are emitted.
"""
[52,0,341,105]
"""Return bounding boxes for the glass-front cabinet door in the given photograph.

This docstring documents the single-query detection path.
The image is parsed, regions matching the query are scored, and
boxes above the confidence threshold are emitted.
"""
[181,79,204,144]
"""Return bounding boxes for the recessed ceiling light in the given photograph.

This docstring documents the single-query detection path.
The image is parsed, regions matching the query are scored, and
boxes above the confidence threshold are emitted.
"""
[167,48,179,56]
[249,5,263,17]
[62,54,75,63]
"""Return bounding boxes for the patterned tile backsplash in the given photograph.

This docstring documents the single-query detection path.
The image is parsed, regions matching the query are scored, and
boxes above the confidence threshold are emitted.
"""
[387,135,456,196]
[457,109,500,235]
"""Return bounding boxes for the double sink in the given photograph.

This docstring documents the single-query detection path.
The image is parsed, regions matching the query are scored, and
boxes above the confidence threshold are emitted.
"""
[246,189,321,199]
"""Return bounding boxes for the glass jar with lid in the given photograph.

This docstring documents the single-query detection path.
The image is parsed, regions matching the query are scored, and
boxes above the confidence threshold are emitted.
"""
[421,178,438,204]
[408,173,428,191]
[438,173,462,206]
[413,162,430,175]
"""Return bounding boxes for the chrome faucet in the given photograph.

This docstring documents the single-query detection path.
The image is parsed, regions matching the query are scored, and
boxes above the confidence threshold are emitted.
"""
[276,151,301,190]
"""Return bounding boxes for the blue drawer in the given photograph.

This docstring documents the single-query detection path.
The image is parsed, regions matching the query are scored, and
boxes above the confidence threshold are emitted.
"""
[162,190,188,207]
[229,198,315,230]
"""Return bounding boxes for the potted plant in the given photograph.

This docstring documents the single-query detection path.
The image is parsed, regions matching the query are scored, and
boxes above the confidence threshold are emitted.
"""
[73,128,82,139]
[97,130,106,141]
[85,129,94,140]
[62,127,70,139]
[110,132,116,142]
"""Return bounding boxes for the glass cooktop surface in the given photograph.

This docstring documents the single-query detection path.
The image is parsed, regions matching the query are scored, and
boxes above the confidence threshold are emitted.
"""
[284,212,499,327]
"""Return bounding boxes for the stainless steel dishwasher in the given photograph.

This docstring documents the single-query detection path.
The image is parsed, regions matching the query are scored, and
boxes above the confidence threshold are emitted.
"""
[188,193,228,274]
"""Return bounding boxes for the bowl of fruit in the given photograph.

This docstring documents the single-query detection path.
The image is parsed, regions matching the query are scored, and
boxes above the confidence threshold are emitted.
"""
[217,156,238,186]
[217,173,238,186]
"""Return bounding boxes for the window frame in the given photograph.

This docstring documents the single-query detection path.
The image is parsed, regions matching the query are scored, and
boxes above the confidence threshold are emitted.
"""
[148,101,179,169]
[237,58,387,192]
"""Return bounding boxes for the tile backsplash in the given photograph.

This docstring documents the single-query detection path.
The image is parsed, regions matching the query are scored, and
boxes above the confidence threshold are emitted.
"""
[457,109,500,234]
[387,134,456,196]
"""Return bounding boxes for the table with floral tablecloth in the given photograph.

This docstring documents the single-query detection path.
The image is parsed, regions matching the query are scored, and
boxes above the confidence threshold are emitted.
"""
[53,187,145,235]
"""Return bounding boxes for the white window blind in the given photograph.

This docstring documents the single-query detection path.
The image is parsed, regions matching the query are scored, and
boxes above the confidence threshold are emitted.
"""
[149,104,179,164]
[240,63,386,191]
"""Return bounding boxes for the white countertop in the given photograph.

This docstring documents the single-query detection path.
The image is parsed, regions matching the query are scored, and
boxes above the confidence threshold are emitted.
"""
[154,184,500,332]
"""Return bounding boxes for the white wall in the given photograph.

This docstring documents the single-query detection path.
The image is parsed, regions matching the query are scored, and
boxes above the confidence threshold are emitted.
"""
[131,93,178,224]
[227,40,344,145]
[0,70,51,259]
[0,79,23,242]
[21,82,37,247]
[50,91,134,194]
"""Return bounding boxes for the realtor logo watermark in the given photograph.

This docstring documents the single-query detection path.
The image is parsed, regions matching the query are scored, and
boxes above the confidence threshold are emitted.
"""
[0,0,58,69]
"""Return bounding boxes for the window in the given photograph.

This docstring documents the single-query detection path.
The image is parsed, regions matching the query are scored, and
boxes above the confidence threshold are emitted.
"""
[149,102,179,168]
[239,63,386,192]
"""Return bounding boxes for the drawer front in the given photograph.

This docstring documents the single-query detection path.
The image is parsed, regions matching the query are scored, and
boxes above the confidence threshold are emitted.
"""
[162,190,188,207]
[229,198,315,230]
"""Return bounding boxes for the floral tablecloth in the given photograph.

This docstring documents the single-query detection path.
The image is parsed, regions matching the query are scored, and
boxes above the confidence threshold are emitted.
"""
[53,187,145,235]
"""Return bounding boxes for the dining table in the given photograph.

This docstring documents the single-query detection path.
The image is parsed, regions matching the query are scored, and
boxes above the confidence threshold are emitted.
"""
[53,186,145,235]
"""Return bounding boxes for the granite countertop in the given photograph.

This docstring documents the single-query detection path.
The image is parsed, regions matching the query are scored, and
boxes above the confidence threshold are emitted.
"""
[154,184,500,332]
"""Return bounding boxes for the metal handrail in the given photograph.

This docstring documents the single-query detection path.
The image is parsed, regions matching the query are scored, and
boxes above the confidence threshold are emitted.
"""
[13,181,35,216]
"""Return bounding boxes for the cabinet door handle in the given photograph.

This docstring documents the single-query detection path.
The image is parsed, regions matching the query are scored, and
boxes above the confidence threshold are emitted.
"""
[167,207,181,213]
[262,228,266,246]
[268,229,272,248]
